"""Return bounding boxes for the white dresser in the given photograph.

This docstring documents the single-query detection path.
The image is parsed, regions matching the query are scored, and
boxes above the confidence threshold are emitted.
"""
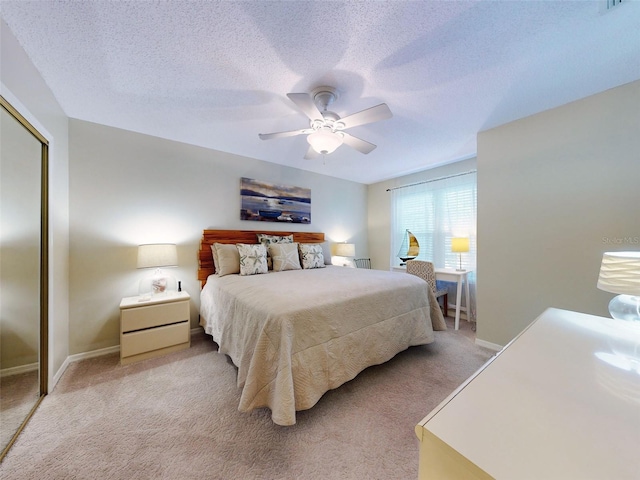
[415,308,640,479]
[119,291,191,365]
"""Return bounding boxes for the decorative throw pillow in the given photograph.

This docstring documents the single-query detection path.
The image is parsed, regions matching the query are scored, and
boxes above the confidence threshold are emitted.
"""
[298,243,326,269]
[269,243,301,272]
[236,243,268,276]
[256,233,294,269]
[213,243,240,277]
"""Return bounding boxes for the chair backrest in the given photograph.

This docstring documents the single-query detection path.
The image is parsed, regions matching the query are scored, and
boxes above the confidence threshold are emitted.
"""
[354,258,371,269]
[406,260,437,291]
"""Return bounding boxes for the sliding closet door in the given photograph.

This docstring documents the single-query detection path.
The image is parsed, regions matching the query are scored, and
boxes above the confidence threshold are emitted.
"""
[0,96,48,460]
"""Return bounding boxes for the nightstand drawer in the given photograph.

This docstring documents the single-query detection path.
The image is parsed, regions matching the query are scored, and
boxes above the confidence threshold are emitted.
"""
[121,300,189,332]
[121,321,189,358]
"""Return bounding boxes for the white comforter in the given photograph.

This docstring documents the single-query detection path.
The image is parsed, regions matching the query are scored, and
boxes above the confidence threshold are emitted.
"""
[200,266,444,425]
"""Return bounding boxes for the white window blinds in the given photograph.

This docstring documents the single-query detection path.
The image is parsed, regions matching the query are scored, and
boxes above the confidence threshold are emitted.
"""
[391,170,477,318]
[391,171,476,269]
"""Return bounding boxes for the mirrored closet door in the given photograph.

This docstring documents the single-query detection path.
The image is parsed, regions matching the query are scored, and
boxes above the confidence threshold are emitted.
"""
[0,95,48,460]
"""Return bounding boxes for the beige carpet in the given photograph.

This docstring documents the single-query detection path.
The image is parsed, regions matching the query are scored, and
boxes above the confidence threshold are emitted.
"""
[0,318,492,479]
[1,370,40,450]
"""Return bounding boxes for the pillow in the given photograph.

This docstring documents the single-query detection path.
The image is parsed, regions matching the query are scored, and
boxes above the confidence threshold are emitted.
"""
[210,244,219,271]
[213,243,240,277]
[236,243,268,276]
[298,243,326,269]
[257,233,294,269]
[269,243,301,272]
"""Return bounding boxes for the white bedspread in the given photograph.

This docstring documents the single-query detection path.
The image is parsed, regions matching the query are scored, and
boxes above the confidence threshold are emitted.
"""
[200,266,444,425]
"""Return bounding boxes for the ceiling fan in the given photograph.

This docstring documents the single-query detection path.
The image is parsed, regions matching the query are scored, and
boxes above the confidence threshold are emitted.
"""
[258,86,392,160]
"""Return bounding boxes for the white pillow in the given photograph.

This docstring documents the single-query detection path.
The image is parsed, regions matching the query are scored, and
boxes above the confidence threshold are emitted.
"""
[298,243,326,269]
[213,243,240,277]
[269,243,301,272]
[236,243,268,276]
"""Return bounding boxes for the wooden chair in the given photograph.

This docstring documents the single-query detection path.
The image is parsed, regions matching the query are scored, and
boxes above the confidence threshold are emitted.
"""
[406,260,448,315]
[354,258,371,269]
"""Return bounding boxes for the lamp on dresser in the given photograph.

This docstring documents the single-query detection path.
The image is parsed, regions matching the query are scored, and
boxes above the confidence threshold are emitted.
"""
[137,243,178,297]
[597,251,640,322]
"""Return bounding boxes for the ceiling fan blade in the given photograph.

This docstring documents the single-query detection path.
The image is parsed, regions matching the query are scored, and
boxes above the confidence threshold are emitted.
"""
[287,93,324,122]
[303,146,321,160]
[341,132,377,154]
[259,128,311,140]
[339,103,392,129]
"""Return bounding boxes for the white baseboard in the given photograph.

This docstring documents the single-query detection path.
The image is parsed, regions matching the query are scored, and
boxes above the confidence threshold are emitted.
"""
[51,357,69,392]
[65,327,205,364]
[49,327,206,392]
[475,338,503,351]
[67,345,120,364]
[0,362,38,378]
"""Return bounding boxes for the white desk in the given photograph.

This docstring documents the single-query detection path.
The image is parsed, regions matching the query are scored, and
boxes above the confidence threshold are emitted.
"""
[415,308,640,479]
[392,266,471,330]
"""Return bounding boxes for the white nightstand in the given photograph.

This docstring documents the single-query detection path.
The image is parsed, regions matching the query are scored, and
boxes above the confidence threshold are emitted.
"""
[119,291,191,365]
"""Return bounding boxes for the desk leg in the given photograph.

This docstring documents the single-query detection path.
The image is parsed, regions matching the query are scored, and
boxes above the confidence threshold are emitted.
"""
[464,273,471,324]
[454,278,462,330]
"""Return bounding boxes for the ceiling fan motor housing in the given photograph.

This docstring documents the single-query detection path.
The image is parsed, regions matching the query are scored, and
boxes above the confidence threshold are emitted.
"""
[311,86,339,112]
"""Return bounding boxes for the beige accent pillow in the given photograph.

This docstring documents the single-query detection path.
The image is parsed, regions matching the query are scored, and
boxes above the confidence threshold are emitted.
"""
[213,243,240,277]
[298,243,326,269]
[269,243,301,272]
[210,244,219,272]
[236,243,268,276]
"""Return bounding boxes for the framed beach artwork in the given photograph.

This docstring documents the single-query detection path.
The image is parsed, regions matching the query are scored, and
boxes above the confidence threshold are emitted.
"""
[240,178,311,224]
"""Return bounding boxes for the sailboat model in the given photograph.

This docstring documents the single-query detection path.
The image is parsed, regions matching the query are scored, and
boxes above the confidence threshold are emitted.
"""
[397,229,419,265]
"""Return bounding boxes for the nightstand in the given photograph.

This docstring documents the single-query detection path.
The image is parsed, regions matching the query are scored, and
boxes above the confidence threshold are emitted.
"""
[119,291,191,365]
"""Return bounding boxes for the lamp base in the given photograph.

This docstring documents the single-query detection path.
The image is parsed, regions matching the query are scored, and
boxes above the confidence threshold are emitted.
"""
[139,268,177,297]
[609,294,640,322]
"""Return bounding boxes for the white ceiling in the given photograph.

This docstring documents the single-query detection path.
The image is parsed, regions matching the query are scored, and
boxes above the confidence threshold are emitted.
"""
[1,1,639,184]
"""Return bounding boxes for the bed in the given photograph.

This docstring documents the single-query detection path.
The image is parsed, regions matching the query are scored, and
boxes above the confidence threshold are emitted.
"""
[198,229,446,425]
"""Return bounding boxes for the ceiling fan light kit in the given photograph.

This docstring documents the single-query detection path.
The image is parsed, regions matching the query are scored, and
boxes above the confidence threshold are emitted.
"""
[307,128,344,155]
[259,86,392,159]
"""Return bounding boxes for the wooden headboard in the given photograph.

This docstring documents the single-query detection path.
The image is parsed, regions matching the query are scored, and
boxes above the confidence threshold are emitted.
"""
[198,229,325,287]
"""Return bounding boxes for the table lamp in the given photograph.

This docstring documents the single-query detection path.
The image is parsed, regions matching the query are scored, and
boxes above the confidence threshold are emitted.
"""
[334,242,355,267]
[137,243,178,297]
[451,237,469,272]
[597,251,640,322]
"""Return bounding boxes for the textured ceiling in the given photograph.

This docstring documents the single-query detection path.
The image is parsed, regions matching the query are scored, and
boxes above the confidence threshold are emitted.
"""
[1,1,639,184]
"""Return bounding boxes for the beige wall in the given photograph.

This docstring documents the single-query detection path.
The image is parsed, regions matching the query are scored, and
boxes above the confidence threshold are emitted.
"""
[367,158,477,271]
[1,19,70,388]
[69,120,368,355]
[477,80,640,347]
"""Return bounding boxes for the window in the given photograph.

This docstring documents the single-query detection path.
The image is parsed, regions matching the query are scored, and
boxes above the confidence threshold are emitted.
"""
[391,171,477,318]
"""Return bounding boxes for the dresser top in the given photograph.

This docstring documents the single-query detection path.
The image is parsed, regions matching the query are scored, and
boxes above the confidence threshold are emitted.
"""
[120,290,190,309]
[418,307,640,479]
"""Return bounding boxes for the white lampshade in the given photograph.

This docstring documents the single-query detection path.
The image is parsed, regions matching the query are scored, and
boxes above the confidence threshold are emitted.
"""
[137,243,178,269]
[597,251,640,322]
[451,237,470,253]
[597,251,640,295]
[335,243,355,257]
[307,129,343,155]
